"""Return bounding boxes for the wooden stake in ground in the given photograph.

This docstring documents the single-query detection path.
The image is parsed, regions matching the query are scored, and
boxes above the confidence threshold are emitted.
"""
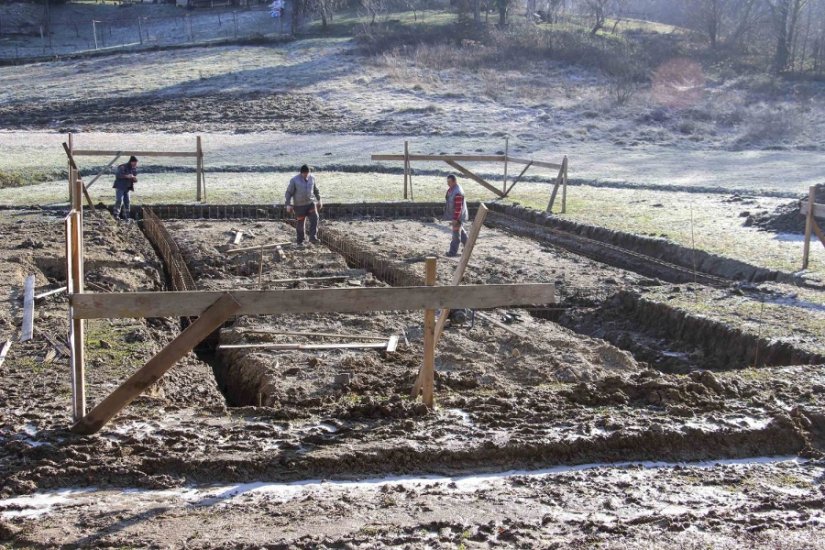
[421,257,437,407]
[20,275,35,342]
[62,142,95,210]
[71,293,241,435]
[803,186,816,270]
[404,140,410,200]
[546,157,568,213]
[0,340,12,370]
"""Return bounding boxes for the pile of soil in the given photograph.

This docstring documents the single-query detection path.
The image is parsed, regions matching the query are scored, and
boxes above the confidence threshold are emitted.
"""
[750,184,825,234]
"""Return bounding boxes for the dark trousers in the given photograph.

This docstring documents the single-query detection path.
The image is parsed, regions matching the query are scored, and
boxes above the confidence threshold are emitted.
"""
[294,204,318,244]
[449,222,469,255]
[114,188,131,219]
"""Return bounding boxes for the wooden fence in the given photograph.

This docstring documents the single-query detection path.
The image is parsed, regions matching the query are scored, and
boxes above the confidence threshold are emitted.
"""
[801,185,825,269]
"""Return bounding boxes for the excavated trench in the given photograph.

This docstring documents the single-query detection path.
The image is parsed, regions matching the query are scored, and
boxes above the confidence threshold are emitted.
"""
[136,203,824,410]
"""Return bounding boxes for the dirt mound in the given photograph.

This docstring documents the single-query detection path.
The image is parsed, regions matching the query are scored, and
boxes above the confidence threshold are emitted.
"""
[750,184,825,234]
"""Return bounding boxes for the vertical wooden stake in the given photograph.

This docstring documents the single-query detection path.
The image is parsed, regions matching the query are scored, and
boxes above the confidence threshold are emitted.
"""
[546,159,565,213]
[561,156,568,214]
[403,141,409,200]
[503,137,509,194]
[67,132,74,202]
[196,135,203,202]
[803,185,815,270]
[258,245,265,288]
[422,257,437,408]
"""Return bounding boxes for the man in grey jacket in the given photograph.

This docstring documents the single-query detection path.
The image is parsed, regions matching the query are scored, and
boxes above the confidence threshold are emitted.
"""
[284,165,322,245]
[112,156,138,220]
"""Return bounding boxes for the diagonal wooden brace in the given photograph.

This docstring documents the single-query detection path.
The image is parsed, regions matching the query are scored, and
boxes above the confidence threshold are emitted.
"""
[71,293,240,435]
[445,160,505,198]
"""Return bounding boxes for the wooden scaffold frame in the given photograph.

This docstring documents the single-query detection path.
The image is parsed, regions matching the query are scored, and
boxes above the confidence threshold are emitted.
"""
[373,140,570,213]
[64,177,555,434]
[801,185,825,270]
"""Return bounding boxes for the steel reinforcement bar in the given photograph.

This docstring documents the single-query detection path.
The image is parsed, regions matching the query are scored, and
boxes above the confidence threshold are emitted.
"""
[141,207,197,292]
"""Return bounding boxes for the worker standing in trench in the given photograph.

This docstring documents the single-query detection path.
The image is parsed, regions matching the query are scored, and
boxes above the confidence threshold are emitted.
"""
[112,155,138,221]
[284,164,322,246]
[445,173,469,257]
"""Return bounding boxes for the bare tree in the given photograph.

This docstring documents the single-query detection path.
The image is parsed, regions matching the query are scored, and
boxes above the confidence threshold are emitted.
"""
[765,0,809,72]
[687,0,759,49]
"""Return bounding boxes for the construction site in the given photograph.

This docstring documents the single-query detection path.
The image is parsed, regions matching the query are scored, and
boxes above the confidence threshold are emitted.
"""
[0,129,822,547]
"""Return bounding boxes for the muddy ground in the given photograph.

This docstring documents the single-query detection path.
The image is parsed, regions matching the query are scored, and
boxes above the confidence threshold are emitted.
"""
[1,207,823,547]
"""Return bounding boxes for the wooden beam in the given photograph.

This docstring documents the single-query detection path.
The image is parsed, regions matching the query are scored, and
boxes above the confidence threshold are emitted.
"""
[445,160,505,198]
[226,242,293,254]
[433,204,489,346]
[503,137,509,194]
[196,136,203,202]
[505,156,562,170]
[0,340,11,370]
[219,341,390,351]
[232,231,243,245]
[68,208,85,422]
[799,200,825,218]
[561,156,569,214]
[372,154,506,163]
[267,274,362,284]
[34,286,67,301]
[62,143,95,210]
[502,161,532,198]
[813,218,825,250]
[71,283,555,320]
[475,311,525,338]
[403,141,409,200]
[240,330,390,341]
[386,334,399,352]
[803,187,815,270]
[20,275,35,342]
[546,160,566,213]
[71,293,241,435]
[421,257,437,407]
[72,150,199,158]
[83,153,121,190]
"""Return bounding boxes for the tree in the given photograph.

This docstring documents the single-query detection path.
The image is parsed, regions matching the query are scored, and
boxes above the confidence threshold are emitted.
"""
[765,0,809,72]
[687,0,759,49]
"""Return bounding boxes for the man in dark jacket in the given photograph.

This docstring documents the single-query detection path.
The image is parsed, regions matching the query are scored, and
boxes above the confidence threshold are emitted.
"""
[284,164,322,246]
[113,156,138,220]
[445,174,469,257]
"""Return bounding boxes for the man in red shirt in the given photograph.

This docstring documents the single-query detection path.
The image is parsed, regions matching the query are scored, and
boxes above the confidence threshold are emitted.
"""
[445,174,469,257]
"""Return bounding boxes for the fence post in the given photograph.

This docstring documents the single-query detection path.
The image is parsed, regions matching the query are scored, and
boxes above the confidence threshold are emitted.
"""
[138,17,143,45]
[422,257,437,407]
[503,136,508,194]
[561,155,568,214]
[67,132,74,202]
[92,19,98,50]
[196,136,203,202]
[403,141,409,200]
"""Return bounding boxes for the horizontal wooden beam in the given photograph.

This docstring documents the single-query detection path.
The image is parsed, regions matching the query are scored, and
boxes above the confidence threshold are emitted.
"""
[372,154,506,163]
[219,341,389,351]
[226,241,293,254]
[505,156,562,170]
[72,150,199,158]
[71,284,556,319]
[800,200,825,218]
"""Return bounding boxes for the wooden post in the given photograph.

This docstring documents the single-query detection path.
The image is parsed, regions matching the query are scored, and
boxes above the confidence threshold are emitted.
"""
[803,185,815,270]
[412,204,489,398]
[546,159,566,213]
[67,132,74,202]
[196,136,203,202]
[403,141,409,200]
[561,156,568,214]
[422,257,437,407]
[20,275,35,342]
[503,137,509,194]
[71,293,241,435]
[67,206,85,422]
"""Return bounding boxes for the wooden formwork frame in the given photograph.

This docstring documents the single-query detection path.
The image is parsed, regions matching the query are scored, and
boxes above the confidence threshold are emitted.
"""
[64,176,555,434]
[801,186,825,270]
[67,133,206,204]
[372,145,569,213]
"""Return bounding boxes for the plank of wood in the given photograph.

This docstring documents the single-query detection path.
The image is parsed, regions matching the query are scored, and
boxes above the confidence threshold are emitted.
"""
[502,161,532,198]
[34,286,67,301]
[43,348,57,365]
[422,258,437,407]
[475,311,526,338]
[35,327,71,357]
[20,275,35,342]
[62,143,95,210]
[813,218,825,249]
[219,341,389,351]
[546,161,566,213]
[226,242,293,254]
[560,156,569,214]
[799,200,825,218]
[445,160,505,198]
[71,283,555,320]
[275,245,288,262]
[372,154,506,163]
[386,334,399,353]
[268,274,360,284]
[803,187,815,269]
[0,340,11,369]
[241,330,390,340]
[505,156,562,170]
[232,231,243,245]
[71,293,241,435]
[72,149,199,158]
[82,153,121,190]
[433,204,489,346]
